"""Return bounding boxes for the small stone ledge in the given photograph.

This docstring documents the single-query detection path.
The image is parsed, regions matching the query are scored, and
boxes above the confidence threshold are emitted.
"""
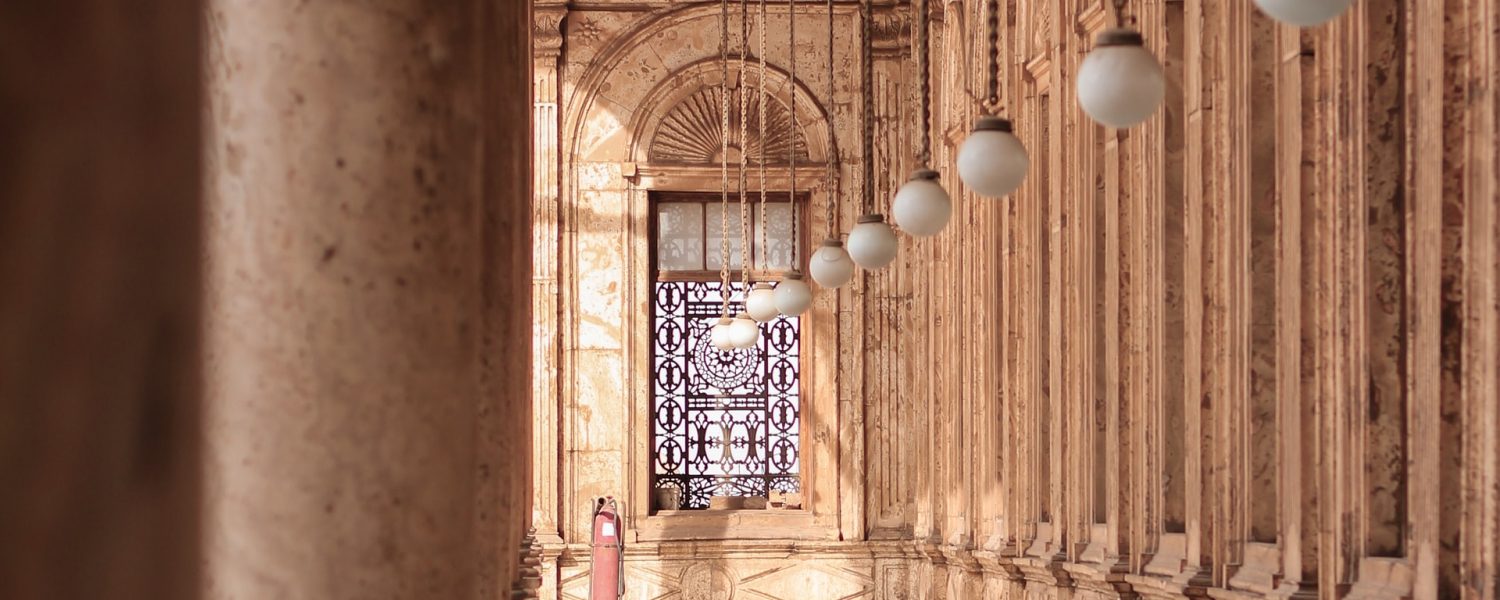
[632,509,838,542]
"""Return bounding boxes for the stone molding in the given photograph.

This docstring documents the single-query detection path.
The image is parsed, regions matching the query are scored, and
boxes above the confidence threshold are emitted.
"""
[871,3,910,53]
[533,4,566,54]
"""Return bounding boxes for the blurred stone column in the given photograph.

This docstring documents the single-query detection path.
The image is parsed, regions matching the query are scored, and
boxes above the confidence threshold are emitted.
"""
[0,1,204,599]
[477,0,536,597]
[202,0,517,597]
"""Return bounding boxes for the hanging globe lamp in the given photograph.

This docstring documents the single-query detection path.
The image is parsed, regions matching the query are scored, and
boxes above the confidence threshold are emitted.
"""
[728,312,760,349]
[1253,0,1355,27]
[1076,28,1165,129]
[957,117,1029,198]
[745,282,780,322]
[847,214,899,270]
[892,169,952,237]
[773,272,814,316]
[809,239,855,288]
[710,316,736,350]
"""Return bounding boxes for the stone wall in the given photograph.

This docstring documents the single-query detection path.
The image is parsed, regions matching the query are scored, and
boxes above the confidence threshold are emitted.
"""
[536,1,1500,599]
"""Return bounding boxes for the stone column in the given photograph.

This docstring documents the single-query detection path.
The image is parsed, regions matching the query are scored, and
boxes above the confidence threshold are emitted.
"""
[863,1,912,541]
[478,1,536,597]
[531,2,566,548]
[0,2,203,599]
[203,0,511,597]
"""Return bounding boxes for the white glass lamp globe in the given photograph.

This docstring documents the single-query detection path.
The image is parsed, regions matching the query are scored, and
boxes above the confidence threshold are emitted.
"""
[728,313,760,349]
[957,117,1030,198]
[1076,29,1166,129]
[745,282,780,322]
[710,316,736,350]
[809,239,856,289]
[773,272,813,316]
[847,214,899,270]
[1253,0,1354,26]
[892,169,952,237]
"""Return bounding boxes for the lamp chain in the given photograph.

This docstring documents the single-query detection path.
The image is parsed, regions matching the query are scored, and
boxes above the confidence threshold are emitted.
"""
[719,0,732,316]
[917,0,931,168]
[1112,0,1128,28]
[860,0,874,214]
[759,0,770,270]
[740,0,751,288]
[789,0,800,258]
[822,0,835,238]
[986,0,1000,108]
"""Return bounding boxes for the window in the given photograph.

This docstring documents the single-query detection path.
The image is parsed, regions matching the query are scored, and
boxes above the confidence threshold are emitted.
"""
[651,192,803,510]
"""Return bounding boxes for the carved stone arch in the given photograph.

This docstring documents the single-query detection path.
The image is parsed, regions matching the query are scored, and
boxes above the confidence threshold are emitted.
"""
[564,3,837,169]
[629,59,833,167]
[551,0,846,543]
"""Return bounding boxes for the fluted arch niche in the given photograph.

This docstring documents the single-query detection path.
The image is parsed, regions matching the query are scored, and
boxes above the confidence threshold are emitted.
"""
[630,59,832,168]
[648,82,810,165]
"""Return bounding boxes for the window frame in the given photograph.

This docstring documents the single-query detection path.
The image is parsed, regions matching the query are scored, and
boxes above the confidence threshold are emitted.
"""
[649,191,805,283]
[646,190,811,515]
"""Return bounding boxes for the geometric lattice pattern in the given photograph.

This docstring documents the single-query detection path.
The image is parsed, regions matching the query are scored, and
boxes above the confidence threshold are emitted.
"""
[651,280,801,509]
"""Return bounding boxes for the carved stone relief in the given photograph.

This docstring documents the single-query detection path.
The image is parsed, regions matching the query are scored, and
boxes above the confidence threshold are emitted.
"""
[679,562,735,600]
[648,83,810,165]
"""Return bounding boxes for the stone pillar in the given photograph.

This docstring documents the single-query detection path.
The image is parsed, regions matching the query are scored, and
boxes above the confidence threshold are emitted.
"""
[531,2,566,548]
[477,1,536,597]
[864,1,915,542]
[0,2,203,599]
[202,0,522,597]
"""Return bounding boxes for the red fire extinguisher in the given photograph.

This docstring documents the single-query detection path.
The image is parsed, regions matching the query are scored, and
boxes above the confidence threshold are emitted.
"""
[588,496,624,600]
